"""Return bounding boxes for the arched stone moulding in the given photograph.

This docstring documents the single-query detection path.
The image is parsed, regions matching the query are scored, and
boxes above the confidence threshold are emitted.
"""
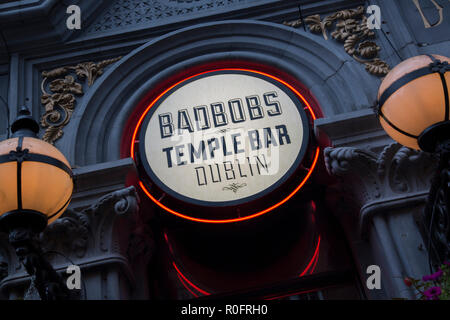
[66,20,380,166]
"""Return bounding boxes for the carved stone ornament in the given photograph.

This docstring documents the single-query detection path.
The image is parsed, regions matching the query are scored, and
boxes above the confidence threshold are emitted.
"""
[40,57,122,144]
[38,209,90,259]
[0,261,7,282]
[324,144,438,232]
[38,186,140,259]
[325,143,438,202]
[284,6,390,77]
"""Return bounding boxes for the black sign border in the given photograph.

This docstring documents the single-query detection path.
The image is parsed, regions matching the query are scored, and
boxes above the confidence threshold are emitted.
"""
[138,70,311,208]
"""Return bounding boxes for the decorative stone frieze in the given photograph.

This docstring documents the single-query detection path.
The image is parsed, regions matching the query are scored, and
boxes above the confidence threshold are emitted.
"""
[86,0,259,34]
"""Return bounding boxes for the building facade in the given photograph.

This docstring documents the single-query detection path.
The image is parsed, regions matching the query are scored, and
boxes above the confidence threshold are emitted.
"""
[0,0,449,300]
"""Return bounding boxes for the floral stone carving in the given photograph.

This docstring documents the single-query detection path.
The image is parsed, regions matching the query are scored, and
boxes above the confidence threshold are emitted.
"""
[284,6,390,77]
[40,57,122,144]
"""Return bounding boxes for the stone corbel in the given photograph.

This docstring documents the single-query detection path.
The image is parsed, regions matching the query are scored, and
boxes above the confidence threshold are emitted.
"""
[324,143,438,235]
[39,186,139,258]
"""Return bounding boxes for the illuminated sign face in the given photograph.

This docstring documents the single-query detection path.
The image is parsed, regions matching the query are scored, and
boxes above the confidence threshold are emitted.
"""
[139,70,311,207]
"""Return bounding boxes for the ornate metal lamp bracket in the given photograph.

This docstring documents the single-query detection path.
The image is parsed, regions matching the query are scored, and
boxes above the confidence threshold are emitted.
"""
[9,227,71,300]
[423,140,450,265]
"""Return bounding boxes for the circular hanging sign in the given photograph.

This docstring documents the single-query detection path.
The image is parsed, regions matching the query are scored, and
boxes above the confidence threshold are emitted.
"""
[134,68,318,223]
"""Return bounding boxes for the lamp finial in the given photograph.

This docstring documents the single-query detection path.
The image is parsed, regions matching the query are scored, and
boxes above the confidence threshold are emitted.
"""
[11,106,40,138]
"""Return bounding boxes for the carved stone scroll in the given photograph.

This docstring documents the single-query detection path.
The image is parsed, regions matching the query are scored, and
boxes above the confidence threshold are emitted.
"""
[37,186,141,259]
[324,144,438,233]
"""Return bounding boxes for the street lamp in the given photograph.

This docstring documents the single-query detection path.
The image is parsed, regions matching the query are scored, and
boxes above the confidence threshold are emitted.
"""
[0,106,73,300]
[376,54,450,265]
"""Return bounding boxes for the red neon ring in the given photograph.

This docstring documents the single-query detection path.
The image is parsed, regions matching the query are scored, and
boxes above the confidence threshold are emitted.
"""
[173,262,211,296]
[299,235,321,277]
[132,68,320,224]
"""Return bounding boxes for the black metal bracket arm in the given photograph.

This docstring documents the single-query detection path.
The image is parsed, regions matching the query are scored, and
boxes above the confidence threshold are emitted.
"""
[423,139,450,267]
[8,227,71,300]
